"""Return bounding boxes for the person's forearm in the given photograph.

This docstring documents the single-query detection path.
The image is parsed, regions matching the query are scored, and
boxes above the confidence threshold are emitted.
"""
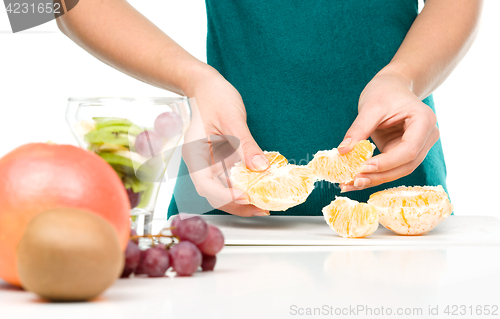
[56,0,213,96]
[377,0,483,100]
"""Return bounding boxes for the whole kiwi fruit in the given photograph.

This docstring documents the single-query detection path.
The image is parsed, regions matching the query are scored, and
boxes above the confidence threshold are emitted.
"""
[17,208,124,301]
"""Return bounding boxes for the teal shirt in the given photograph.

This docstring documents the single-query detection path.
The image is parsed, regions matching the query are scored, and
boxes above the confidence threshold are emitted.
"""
[168,0,448,217]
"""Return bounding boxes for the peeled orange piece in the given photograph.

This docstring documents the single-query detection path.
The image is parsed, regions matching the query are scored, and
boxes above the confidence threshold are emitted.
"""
[309,140,375,183]
[368,185,453,236]
[230,152,315,211]
[322,197,379,238]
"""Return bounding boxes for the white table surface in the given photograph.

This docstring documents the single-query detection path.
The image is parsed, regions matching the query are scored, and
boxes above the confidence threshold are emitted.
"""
[1,216,499,319]
[179,215,500,246]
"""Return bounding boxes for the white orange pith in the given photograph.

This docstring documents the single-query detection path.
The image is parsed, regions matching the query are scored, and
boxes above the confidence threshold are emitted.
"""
[309,140,375,183]
[322,197,379,238]
[230,152,315,211]
[367,185,453,235]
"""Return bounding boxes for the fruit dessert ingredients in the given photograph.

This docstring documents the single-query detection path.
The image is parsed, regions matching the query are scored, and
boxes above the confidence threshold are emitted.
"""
[322,197,379,238]
[84,117,152,209]
[368,185,453,235]
[309,140,375,183]
[0,143,130,286]
[230,152,315,211]
[122,214,225,278]
[17,209,123,301]
[83,113,183,210]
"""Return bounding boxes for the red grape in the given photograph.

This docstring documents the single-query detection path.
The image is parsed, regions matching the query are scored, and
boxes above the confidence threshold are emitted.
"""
[154,112,183,139]
[121,267,134,278]
[169,213,193,237]
[141,246,170,277]
[197,224,224,256]
[120,240,141,278]
[201,254,216,271]
[135,130,164,157]
[126,188,141,208]
[170,214,181,237]
[130,228,138,244]
[134,250,147,275]
[169,241,202,276]
[175,215,209,244]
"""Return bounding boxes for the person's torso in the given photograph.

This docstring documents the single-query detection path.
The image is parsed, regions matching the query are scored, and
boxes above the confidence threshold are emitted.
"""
[168,0,448,217]
[205,0,420,163]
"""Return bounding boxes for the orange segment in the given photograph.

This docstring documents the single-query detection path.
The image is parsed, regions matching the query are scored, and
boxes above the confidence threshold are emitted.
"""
[322,197,379,238]
[230,151,315,211]
[309,140,375,183]
[367,185,453,235]
[265,151,288,167]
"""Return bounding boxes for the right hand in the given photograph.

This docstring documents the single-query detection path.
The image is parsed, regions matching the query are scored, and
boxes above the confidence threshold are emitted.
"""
[181,67,270,217]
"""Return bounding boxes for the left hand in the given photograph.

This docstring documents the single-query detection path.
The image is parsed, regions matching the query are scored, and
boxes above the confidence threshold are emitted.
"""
[338,70,440,192]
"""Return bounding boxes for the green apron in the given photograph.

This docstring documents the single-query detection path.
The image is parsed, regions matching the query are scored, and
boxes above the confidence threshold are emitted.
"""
[168,0,448,217]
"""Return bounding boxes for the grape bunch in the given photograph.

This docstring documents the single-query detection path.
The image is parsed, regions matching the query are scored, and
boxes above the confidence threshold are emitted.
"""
[120,214,224,278]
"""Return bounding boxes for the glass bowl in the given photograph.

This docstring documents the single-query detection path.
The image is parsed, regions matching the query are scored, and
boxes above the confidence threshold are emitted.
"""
[66,97,192,236]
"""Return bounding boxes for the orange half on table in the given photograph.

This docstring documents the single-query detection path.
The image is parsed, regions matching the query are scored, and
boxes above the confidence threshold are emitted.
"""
[368,185,453,235]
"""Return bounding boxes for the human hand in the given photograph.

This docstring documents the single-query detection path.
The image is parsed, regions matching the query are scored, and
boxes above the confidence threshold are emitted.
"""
[181,68,271,217]
[338,70,440,192]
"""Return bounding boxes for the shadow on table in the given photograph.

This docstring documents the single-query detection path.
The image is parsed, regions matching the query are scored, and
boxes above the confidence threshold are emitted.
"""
[204,215,325,230]
[0,281,24,292]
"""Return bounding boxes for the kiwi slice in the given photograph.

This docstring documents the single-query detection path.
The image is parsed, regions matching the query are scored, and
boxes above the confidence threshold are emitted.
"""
[136,182,155,209]
[84,130,102,145]
[127,125,145,137]
[84,125,132,146]
[114,169,125,179]
[93,117,133,130]
[98,152,154,180]
[92,117,145,135]
[96,143,129,153]
[99,125,132,146]
[123,175,148,193]
[84,119,144,150]
[98,152,137,176]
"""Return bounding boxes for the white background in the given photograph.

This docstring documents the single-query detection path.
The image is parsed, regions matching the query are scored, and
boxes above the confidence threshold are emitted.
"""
[0,0,499,218]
